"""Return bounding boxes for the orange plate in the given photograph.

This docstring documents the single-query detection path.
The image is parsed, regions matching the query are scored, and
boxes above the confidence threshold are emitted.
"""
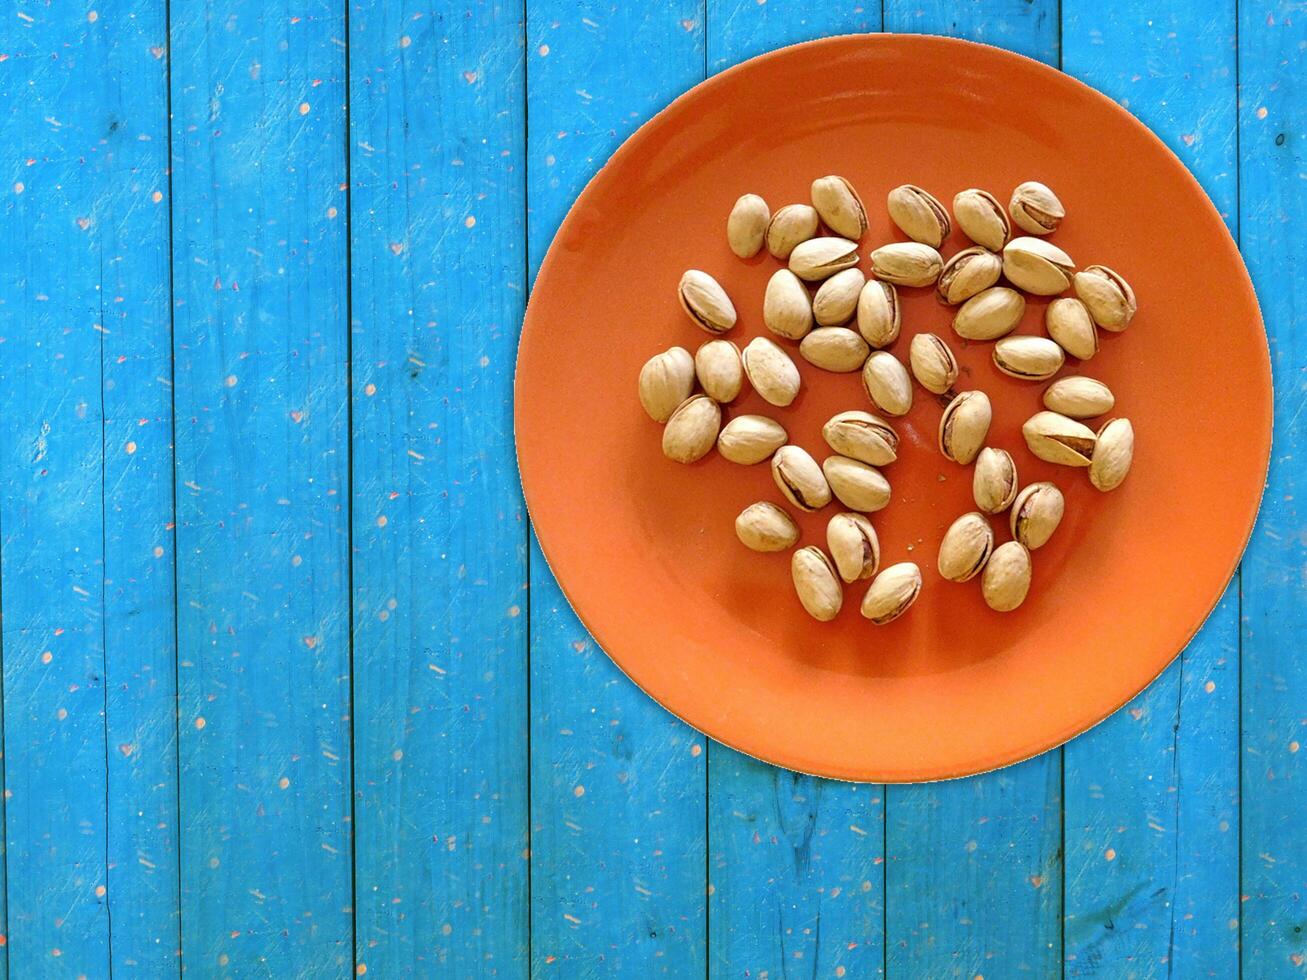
[515,35,1271,782]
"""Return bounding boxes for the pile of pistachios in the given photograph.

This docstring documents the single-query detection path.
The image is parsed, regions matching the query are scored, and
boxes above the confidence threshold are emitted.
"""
[638,176,1136,621]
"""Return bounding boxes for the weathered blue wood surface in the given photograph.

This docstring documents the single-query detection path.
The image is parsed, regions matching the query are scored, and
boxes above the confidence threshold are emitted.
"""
[0,0,1299,975]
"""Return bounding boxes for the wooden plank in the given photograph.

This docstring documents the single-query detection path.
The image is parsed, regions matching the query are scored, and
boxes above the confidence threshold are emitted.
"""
[703,5,884,978]
[525,5,708,974]
[169,0,352,973]
[347,1,529,975]
[879,4,1063,976]
[1060,3,1240,974]
[1238,1,1307,973]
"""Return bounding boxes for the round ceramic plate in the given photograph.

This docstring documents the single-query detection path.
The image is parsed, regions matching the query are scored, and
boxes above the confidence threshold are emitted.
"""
[515,35,1271,782]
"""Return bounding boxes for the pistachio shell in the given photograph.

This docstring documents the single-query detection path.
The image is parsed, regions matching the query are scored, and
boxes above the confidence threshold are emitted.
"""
[822,455,891,513]
[637,346,695,422]
[861,351,913,417]
[1022,411,1096,467]
[938,390,992,465]
[855,279,901,349]
[1090,418,1134,492]
[812,268,866,326]
[789,237,860,282]
[742,337,801,407]
[982,541,1033,611]
[952,286,1026,341]
[827,512,880,583]
[821,410,899,467]
[992,335,1065,381]
[771,445,831,512]
[694,339,744,403]
[735,501,800,552]
[1009,181,1065,235]
[678,269,737,333]
[938,512,994,583]
[1045,297,1098,360]
[952,188,1011,251]
[1073,265,1137,332]
[869,241,944,287]
[727,193,770,258]
[860,562,922,624]
[887,184,952,247]
[936,246,1003,305]
[717,414,787,465]
[765,203,820,259]
[1010,482,1065,550]
[811,175,869,240]
[791,546,843,622]
[800,327,871,373]
[973,448,1019,514]
[1042,376,1115,419]
[661,395,721,463]
[909,332,959,395]
[1003,237,1075,296]
[763,268,814,340]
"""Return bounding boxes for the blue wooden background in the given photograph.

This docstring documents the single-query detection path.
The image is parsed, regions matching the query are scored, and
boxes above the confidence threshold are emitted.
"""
[0,0,1300,976]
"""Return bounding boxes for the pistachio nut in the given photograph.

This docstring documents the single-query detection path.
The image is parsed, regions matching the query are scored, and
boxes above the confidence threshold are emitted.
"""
[1045,297,1098,360]
[735,501,800,553]
[791,546,843,622]
[1009,180,1065,236]
[952,188,1011,251]
[694,339,744,403]
[909,332,959,395]
[813,268,866,326]
[763,268,815,340]
[717,414,787,465]
[1010,482,1065,550]
[822,410,899,467]
[869,241,944,287]
[822,455,892,513]
[1089,417,1134,492]
[886,184,952,247]
[973,447,1018,514]
[826,512,880,583]
[638,346,695,422]
[1042,376,1114,419]
[678,269,737,334]
[982,541,1033,612]
[936,246,1003,305]
[811,175,869,240]
[1022,411,1096,467]
[952,286,1026,341]
[771,445,832,512]
[661,394,721,464]
[789,237,860,282]
[1002,237,1075,296]
[992,335,1065,381]
[937,512,994,582]
[938,390,992,465]
[742,337,802,407]
[861,351,913,417]
[800,327,871,373]
[766,203,821,259]
[860,562,922,624]
[1073,265,1137,332]
[727,193,770,258]
[855,279,901,349]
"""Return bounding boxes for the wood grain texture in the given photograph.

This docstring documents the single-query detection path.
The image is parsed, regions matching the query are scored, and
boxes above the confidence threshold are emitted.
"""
[348,1,530,975]
[1238,1,1307,973]
[169,0,353,973]
[1061,4,1241,974]
[525,15,708,974]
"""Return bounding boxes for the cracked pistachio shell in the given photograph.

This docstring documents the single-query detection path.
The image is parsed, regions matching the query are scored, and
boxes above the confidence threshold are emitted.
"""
[791,546,843,622]
[1009,180,1065,235]
[973,448,1018,514]
[742,337,801,407]
[789,237,860,282]
[1073,265,1137,332]
[717,414,787,465]
[694,339,744,403]
[938,390,992,465]
[952,188,1011,251]
[1043,376,1114,419]
[827,512,880,583]
[678,269,737,334]
[1003,237,1076,296]
[1045,297,1098,360]
[811,175,869,240]
[860,562,922,624]
[855,279,901,349]
[822,455,891,513]
[727,193,770,258]
[936,246,1003,305]
[661,395,721,464]
[763,268,814,340]
[638,346,695,422]
[909,332,959,395]
[822,410,899,467]
[887,184,951,247]
[766,203,821,259]
[1090,418,1134,492]
[800,327,871,373]
[813,268,866,326]
[982,541,1033,612]
[869,241,944,287]
[861,351,913,417]
[993,335,1065,381]
[1010,482,1065,550]
[953,286,1026,341]
[735,501,799,552]
[1022,411,1097,467]
[771,445,831,512]
[938,512,994,583]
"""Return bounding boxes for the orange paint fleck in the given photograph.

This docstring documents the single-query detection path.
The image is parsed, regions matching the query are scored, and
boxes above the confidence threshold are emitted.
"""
[303,636,318,649]
[219,953,230,966]
[56,708,67,721]
[13,182,22,194]
[464,215,476,228]
[153,546,164,558]
[392,749,403,761]
[1029,875,1044,888]
[507,604,520,617]
[573,785,585,797]
[152,190,163,203]
[1257,106,1269,119]
[462,71,478,84]
[690,744,702,757]
[125,441,137,454]
[1105,848,1116,861]
[400,36,411,48]
[95,885,106,897]
[1290,741,1300,753]
[278,777,290,790]
[225,374,237,387]
[51,949,61,958]
[836,968,845,978]
[680,18,695,30]
[195,717,206,730]
[87,10,98,22]
[441,923,452,936]
[364,383,376,396]
[118,743,134,757]
[41,652,52,664]
[299,102,311,116]
[389,242,404,255]
[376,515,388,528]
[327,206,338,219]
[356,965,367,976]
[1205,680,1216,693]
[538,44,550,56]
[76,217,90,230]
